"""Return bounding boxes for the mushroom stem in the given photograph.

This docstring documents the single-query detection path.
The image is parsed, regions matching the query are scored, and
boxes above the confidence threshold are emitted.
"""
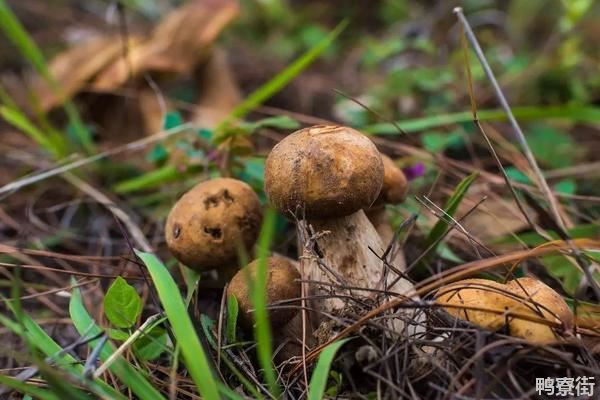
[365,206,407,272]
[302,210,416,327]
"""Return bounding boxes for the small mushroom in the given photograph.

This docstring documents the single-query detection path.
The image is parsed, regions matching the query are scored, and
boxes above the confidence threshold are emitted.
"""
[227,256,311,361]
[264,125,417,334]
[435,277,574,344]
[165,177,262,279]
[227,256,301,328]
[366,154,409,271]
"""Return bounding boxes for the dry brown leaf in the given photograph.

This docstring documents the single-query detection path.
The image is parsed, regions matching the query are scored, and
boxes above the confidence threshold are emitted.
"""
[193,48,241,129]
[33,35,141,111]
[92,0,239,91]
[459,190,531,241]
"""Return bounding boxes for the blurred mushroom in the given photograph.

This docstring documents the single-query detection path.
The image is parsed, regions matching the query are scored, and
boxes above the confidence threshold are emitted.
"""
[165,178,262,280]
[264,125,417,335]
[435,277,574,344]
[366,154,409,271]
[227,256,312,362]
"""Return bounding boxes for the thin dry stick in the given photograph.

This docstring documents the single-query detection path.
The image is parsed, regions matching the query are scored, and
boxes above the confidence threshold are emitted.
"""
[0,123,192,197]
[63,173,152,252]
[93,313,162,378]
[454,7,600,300]
[453,7,564,230]
[290,238,600,373]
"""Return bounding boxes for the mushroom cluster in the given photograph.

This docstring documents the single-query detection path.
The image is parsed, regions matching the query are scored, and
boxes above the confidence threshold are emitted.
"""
[164,125,419,358]
[435,277,574,343]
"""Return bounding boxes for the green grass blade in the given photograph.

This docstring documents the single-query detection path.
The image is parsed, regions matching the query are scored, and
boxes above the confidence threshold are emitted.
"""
[199,315,265,400]
[69,284,166,400]
[364,106,600,135]
[0,0,94,154]
[217,383,246,400]
[226,294,238,343]
[215,19,348,141]
[0,106,65,158]
[424,172,478,250]
[113,165,180,194]
[135,251,221,400]
[0,304,126,400]
[0,375,62,400]
[249,208,279,397]
[307,338,352,400]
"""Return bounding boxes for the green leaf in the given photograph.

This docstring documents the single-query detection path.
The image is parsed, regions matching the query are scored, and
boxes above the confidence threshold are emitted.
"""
[198,128,213,141]
[542,255,581,294]
[181,267,201,306]
[147,144,169,163]
[526,124,577,169]
[421,130,463,153]
[108,328,131,341]
[424,172,479,250]
[135,251,221,400]
[553,179,577,195]
[505,166,531,184]
[104,277,142,328]
[162,111,183,130]
[238,157,266,189]
[134,326,168,361]
[226,294,239,343]
[241,115,300,132]
[69,283,166,400]
[308,338,352,400]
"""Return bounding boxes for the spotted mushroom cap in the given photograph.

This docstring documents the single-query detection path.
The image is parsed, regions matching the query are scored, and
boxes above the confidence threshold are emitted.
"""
[165,178,262,271]
[264,125,384,219]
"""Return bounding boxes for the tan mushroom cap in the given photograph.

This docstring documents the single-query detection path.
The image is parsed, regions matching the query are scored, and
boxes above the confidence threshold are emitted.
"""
[264,125,384,219]
[373,154,408,207]
[435,277,573,344]
[227,256,301,328]
[506,277,574,340]
[165,178,262,271]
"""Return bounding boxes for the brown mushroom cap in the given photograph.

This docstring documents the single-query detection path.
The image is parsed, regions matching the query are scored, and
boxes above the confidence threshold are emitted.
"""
[506,277,574,340]
[227,256,301,328]
[373,154,408,207]
[165,178,262,271]
[264,125,384,219]
[435,277,573,344]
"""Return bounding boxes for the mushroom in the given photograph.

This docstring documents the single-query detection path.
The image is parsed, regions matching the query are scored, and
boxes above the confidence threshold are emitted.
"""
[165,177,262,280]
[264,125,417,334]
[365,154,409,271]
[435,277,574,343]
[227,256,311,362]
